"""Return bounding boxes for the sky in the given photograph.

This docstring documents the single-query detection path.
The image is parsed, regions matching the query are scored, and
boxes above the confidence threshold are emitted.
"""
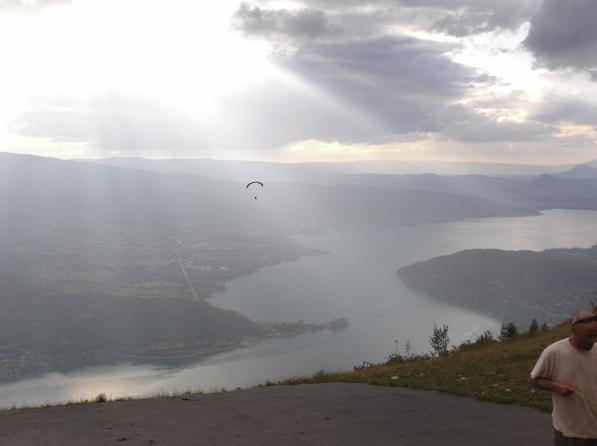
[2,0,597,164]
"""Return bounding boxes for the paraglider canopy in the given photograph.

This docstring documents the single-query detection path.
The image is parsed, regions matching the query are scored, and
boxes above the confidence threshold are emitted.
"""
[246,181,264,199]
[246,181,264,188]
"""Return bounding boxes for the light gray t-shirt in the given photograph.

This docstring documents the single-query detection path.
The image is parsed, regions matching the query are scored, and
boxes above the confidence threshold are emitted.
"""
[530,338,597,438]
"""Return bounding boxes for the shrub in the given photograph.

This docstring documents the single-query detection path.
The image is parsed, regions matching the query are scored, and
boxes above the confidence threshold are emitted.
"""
[354,361,374,370]
[500,322,518,340]
[429,324,450,356]
[404,340,412,358]
[474,330,496,345]
[386,339,405,364]
[527,319,539,336]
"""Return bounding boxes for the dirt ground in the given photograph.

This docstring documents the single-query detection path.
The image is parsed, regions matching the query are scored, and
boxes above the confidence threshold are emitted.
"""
[0,383,552,445]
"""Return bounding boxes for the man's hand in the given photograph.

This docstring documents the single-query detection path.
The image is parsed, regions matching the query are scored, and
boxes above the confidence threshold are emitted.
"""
[554,382,575,397]
[531,377,575,396]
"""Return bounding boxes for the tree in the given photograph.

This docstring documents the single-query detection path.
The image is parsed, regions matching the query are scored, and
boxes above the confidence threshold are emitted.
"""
[527,319,539,335]
[474,330,495,345]
[429,324,450,356]
[385,338,402,363]
[500,322,518,340]
[404,339,412,358]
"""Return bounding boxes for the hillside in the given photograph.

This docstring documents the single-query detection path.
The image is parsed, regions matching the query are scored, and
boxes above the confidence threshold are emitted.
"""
[0,270,265,380]
[279,318,574,414]
[555,164,597,178]
[397,246,597,325]
[523,174,597,209]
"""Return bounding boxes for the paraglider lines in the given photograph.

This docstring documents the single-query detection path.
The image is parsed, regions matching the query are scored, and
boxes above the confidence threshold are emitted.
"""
[246,181,264,200]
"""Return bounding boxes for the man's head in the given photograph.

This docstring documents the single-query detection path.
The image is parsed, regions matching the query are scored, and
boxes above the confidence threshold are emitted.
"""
[570,310,597,350]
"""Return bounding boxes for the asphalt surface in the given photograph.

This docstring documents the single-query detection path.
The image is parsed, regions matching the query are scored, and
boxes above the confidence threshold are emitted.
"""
[0,383,552,445]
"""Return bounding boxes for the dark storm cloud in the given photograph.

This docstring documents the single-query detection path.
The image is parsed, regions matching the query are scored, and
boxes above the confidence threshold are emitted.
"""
[523,0,597,73]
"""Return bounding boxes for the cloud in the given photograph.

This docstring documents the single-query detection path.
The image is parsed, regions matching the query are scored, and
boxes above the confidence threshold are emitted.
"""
[2,1,571,162]
[282,37,474,97]
[232,2,413,49]
[231,36,488,147]
[442,118,553,143]
[226,1,555,151]
[0,0,70,14]
[8,91,210,155]
[7,36,491,154]
[11,108,209,154]
[232,3,336,42]
[400,0,541,36]
[523,0,597,74]
[531,97,597,126]
[438,104,554,143]
[397,0,542,35]
[234,0,541,43]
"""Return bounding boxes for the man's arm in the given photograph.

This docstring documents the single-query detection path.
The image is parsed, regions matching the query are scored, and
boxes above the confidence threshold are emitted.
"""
[530,377,575,397]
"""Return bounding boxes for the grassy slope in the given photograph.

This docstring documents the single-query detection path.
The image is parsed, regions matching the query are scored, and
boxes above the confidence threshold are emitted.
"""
[276,322,573,413]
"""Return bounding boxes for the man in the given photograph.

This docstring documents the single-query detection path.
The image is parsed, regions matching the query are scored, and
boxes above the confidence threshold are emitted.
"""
[530,310,597,445]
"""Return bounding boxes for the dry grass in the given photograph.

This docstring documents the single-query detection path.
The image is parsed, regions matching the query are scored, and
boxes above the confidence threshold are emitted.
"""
[5,387,208,412]
[274,322,572,413]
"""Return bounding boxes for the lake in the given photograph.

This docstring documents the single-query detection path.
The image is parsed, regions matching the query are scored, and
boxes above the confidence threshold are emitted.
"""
[2,209,597,409]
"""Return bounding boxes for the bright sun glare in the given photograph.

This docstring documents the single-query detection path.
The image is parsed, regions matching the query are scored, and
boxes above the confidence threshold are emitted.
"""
[0,0,271,152]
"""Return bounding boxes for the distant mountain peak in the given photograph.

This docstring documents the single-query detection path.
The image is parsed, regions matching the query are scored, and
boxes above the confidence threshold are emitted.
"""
[556,164,597,178]
[531,173,559,187]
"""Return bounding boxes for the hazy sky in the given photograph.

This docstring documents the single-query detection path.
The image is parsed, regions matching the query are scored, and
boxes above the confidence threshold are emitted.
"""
[2,0,597,164]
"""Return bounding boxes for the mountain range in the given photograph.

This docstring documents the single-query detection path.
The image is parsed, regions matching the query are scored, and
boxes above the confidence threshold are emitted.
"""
[0,151,542,379]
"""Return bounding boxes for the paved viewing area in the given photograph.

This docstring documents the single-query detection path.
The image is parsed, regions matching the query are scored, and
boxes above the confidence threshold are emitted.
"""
[1,383,551,445]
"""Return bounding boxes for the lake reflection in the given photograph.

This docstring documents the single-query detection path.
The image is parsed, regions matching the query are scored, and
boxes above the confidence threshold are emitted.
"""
[2,209,597,409]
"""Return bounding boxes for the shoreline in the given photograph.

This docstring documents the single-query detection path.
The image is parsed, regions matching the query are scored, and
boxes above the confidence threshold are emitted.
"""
[0,317,349,387]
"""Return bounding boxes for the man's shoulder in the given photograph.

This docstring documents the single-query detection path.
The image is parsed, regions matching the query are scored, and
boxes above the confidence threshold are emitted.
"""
[542,338,570,355]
